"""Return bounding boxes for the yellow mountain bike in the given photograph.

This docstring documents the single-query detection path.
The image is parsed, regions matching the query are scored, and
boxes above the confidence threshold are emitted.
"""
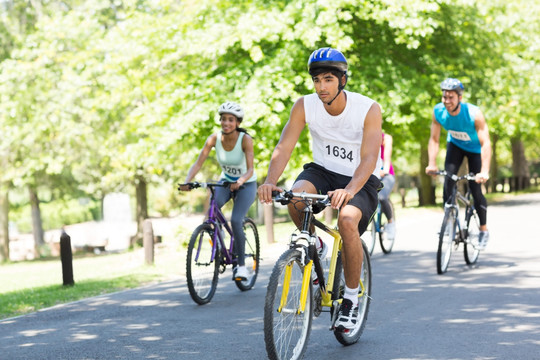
[263,191,372,360]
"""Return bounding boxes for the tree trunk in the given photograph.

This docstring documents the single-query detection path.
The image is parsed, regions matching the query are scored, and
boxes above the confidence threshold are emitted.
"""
[490,134,498,193]
[29,185,44,252]
[0,185,9,262]
[418,142,435,206]
[511,137,529,191]
[134,174,148,244]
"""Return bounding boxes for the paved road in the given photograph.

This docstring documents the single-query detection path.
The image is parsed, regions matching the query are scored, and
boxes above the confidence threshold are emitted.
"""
[1,193,539,359]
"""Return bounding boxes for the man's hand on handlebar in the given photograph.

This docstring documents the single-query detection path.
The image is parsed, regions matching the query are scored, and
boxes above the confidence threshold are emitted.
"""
[425,165,438,177]
[475,173,489,184]
[258,183,283,204]
[327,188,354,210]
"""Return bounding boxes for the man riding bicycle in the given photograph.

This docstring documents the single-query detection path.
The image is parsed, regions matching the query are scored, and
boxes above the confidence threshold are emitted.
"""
[258,47,382,332]
[425,78,491,249]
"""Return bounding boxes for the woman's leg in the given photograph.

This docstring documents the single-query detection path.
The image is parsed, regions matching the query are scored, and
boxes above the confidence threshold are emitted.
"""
[379,175,395,221]
[214,185,232,209]
[230,182,257,266]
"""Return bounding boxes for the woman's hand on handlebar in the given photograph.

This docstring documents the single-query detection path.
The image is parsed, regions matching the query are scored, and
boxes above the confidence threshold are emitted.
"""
[258,183,283,204]
[178,183,192,192]
[230,181,243,192]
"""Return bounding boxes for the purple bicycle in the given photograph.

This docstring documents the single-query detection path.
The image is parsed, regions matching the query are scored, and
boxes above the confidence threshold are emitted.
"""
[179,181,260,305]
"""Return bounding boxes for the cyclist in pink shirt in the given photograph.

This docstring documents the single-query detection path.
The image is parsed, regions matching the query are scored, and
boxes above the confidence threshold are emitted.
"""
[379,133,396,240]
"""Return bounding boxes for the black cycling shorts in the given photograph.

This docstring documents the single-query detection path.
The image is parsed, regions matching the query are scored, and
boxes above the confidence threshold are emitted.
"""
[294,162,381,235]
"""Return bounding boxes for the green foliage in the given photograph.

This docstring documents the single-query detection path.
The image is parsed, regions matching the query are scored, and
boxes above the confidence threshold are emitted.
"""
[1,0,539,223]
[10,198,100,233]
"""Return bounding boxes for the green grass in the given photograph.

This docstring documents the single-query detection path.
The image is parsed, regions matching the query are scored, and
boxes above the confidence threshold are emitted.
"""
[0,275,159,319]
[0,221,296,320]
[0,240,187,320]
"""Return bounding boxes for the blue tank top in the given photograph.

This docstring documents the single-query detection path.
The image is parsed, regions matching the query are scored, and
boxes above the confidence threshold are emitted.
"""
[433,102,481,153]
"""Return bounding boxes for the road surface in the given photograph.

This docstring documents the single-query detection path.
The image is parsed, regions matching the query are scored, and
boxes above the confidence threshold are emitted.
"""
[1,192,539,359]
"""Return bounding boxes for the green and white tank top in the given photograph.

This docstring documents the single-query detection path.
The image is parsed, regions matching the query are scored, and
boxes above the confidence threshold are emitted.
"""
[215,132,257,183]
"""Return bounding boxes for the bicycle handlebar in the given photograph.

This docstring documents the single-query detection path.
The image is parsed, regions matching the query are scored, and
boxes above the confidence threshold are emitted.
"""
[178,181,238,191]
[428,170,476,182]
[271,190,331,207]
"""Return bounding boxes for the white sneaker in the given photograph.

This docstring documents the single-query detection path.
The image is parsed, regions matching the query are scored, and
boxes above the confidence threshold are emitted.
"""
[385,221,396,240]
[478,231,489,250]
[233,266,249,281]
[316,237,328,259]
[334,298,359,332]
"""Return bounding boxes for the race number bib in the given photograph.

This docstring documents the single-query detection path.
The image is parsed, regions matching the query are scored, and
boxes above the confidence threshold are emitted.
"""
[449,130,471,141]
[323,140,358,168]
[222,165,243,178]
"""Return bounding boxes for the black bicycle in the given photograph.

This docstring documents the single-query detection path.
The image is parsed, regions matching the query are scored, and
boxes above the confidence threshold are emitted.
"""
[431,171,481,274]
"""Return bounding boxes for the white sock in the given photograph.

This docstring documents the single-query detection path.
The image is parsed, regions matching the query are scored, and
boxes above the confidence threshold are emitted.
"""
[314,233,323,250]
[344,286,359,307]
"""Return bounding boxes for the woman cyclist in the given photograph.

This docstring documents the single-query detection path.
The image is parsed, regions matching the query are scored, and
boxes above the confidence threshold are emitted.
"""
[179,102,257,280]
[379,132,396,240]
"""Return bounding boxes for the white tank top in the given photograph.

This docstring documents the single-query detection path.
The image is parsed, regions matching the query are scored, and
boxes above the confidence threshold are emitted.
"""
[303,90,382,177]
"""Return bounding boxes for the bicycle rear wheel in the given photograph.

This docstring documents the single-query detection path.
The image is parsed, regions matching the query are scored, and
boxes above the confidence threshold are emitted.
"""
[235,218,260,291]
[363,219,377,255]
[464,211,481,265]
[264,249,312,360]
[379,218,395,254]
[186,224,220,305]
[334,241,372,345]
[437,208,457,274]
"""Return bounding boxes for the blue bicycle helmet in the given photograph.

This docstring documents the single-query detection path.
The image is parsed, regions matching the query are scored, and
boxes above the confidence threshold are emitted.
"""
[307,47,348,75]
[440,78,464,95]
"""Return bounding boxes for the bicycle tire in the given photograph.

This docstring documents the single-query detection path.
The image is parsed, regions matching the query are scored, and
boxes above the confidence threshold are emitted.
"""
[186,224,220,305]
[364,219,377,255]
[379,221,395,255]
[464,211,481,265]
[334,241,372,346]
[264,248,313,360]
[437,208,456,274]
[235,218,260,291]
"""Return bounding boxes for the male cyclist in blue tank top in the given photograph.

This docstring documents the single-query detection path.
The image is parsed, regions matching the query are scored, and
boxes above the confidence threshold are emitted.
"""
[179,102,257,281]
[258,47,383,332]
[425,78,491,249]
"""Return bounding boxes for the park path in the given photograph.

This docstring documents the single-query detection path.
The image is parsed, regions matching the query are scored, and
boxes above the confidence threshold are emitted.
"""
[1,192,539,360]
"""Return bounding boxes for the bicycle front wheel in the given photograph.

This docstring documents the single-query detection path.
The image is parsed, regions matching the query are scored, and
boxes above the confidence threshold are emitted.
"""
[235,218,260,291]
[437,208,457,275]
[186,224,220,305]
[334,241,372,346]
[264,249,313,360]
[464,211,481,265]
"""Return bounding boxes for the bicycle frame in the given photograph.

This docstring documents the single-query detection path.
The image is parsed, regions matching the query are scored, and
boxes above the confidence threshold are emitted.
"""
[195,185,236,266]
[277,193,365,315]
[372,202,382,233]
[444,177,475,243]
